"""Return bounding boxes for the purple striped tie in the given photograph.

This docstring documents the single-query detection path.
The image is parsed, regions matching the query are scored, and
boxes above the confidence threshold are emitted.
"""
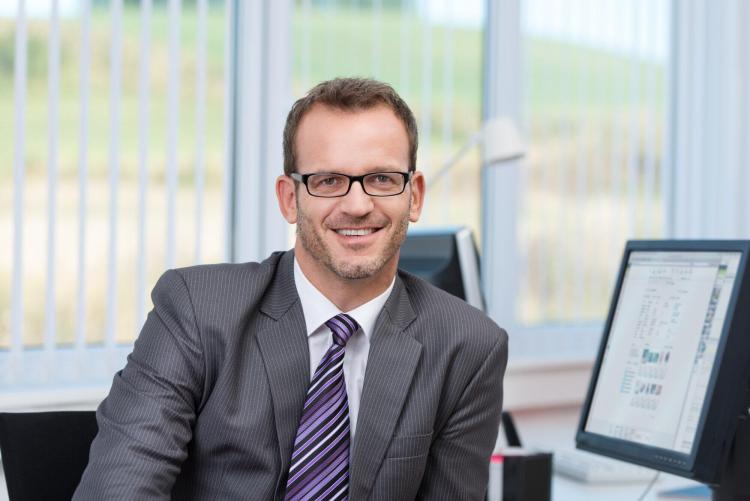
[284,313,359,501]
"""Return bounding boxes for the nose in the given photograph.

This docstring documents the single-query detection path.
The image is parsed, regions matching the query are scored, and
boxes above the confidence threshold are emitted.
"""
[339,179,374,216]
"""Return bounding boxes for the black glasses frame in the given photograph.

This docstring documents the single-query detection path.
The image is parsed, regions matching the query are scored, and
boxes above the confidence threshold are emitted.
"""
[289,171,412,198]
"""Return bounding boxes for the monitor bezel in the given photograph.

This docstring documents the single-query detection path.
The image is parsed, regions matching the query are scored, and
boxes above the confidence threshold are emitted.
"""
[576,240,750,484]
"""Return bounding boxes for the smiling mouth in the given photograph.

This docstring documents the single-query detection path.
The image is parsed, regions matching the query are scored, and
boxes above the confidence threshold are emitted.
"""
[335,228,379,236]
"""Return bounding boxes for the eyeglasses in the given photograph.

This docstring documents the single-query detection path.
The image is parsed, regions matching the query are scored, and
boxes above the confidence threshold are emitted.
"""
[290,171,412,198]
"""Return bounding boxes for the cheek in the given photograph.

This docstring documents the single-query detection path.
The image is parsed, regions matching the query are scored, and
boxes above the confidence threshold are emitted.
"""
[299,199,335,227]
[387,198,412,220]
[389,197,409,211]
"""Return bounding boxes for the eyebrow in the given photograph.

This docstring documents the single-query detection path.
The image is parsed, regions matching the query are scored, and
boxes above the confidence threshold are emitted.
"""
[308,167,406,175]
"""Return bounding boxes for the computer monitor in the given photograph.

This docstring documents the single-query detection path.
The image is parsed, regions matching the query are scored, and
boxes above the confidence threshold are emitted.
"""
[397,226,485,311]
[576,240,750,499]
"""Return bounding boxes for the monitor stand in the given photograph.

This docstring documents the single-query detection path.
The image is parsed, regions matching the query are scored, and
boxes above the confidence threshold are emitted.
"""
[711,413,750,501]
[659,414,750,500]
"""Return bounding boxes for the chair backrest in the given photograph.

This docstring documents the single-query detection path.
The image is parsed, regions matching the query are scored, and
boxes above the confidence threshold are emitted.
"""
[0,411,98,501]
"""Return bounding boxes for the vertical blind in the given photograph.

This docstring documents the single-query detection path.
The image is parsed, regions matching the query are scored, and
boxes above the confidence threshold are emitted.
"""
[671,0,750,240]
[517,0,671,328]
[1,0,229,388]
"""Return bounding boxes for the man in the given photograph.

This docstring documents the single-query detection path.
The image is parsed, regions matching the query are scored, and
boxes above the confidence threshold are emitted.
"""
[75,78,508,500]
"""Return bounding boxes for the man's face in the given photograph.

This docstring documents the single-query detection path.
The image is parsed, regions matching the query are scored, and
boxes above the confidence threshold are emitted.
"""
[276,103,424,282]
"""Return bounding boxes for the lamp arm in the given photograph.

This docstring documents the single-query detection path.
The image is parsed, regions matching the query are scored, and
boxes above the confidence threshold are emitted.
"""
[426,129,485,191]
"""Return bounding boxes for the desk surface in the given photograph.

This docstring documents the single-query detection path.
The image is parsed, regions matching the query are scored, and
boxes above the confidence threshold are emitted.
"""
[554,474,707,500]
[512,405,708,501]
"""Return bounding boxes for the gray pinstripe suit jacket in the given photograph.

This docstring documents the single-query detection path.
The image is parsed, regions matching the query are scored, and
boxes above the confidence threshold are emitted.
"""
[74,250,507,500]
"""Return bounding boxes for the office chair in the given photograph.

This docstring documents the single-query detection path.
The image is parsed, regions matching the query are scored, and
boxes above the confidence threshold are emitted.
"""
[0,411,98,501]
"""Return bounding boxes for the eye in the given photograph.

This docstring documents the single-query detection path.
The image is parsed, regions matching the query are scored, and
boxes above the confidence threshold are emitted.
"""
[310,175,344,189]
[320,176,340,186]
[372,173,397,184]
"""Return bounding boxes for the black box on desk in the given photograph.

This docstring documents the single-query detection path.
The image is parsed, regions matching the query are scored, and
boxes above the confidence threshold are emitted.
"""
[488,448,552,501]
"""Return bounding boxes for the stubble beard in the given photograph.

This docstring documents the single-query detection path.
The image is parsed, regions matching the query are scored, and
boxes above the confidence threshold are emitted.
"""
[295,200,410,280]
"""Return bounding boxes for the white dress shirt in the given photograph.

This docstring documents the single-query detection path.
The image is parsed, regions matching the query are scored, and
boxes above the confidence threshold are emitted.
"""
[293,258,394,436]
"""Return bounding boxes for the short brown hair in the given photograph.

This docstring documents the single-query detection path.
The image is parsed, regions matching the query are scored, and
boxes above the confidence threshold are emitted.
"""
[283,77,418,176]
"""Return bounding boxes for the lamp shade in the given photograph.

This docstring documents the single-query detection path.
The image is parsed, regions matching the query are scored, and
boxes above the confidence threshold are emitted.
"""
[482,117,525,165]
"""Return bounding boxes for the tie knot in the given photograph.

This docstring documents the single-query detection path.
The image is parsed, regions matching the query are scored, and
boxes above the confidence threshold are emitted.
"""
[325,313,359,347]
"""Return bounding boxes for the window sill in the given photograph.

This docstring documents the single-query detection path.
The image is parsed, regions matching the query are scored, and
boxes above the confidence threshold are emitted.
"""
[503,357,594,411]
[0,352,596,413]
[0,385,108,412]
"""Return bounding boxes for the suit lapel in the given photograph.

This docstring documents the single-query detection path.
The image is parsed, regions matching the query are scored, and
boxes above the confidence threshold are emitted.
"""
[349,275,422,500]
[254,251,310,489]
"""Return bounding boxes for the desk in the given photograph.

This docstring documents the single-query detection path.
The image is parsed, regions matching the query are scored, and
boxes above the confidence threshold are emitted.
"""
[554,474,706,500]
[511,405,708,501]
[0,405,707,501]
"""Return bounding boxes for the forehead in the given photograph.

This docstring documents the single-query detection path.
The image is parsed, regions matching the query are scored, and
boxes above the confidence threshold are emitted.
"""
[295,103,410,172]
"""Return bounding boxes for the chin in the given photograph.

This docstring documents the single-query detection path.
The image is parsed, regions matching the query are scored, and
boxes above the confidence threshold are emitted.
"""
[327,253,395,281]
[328,259,381,280]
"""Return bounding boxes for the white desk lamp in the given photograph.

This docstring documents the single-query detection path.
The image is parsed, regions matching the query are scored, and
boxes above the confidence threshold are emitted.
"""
[427,117,525,191]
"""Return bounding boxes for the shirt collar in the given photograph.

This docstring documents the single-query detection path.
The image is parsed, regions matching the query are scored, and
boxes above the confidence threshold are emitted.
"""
[293,257,395,339]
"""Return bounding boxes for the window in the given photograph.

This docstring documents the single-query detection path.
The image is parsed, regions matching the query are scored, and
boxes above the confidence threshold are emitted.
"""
[1,0,230,390]
[5,0,748,405]
[485,0,672,360]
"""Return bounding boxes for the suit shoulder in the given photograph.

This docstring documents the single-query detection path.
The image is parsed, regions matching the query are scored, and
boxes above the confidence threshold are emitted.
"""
[168,252,283,287]
[149,252,287,313]
[398,269,506,345]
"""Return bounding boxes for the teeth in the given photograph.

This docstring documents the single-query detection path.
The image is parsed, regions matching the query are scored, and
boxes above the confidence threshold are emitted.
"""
[337,228,375,236]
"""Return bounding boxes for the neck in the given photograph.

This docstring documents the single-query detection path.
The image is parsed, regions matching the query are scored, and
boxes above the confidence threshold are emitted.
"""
[294,246,396,312]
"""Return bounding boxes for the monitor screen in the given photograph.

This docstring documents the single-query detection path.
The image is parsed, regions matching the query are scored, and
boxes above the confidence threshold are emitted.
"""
[577,241,750,488]
[585,250,741,452]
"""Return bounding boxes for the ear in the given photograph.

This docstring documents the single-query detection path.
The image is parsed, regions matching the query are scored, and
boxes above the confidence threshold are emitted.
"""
[276,174,298,224]
[408,170,425,223]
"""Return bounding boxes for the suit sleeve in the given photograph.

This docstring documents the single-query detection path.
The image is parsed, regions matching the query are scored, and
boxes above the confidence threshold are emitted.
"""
[416,329,508,501]
[74,269,205,500]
